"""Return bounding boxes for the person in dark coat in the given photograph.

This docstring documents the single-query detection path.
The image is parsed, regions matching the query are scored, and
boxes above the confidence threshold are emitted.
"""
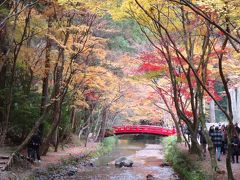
[231,134,240,163]
[28,132,41,162]
[210,126,223,161]
[221,125,227,155]
[199,127,207,155]
[32,133,41,162]
[209,126,215,138]
[235,123,240,136]
[27,138,34,162]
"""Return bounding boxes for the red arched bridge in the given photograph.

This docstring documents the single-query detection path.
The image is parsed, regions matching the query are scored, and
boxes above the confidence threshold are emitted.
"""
[112,125,176,136]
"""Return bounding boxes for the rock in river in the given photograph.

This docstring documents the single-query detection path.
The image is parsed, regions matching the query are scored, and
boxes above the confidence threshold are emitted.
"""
[66,166,78,176]
[146,174,154,180]
[115,157,133,168]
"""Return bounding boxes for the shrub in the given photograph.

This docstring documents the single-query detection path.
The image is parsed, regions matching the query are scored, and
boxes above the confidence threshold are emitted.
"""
[162,136,210,180]
[89,136,118,158]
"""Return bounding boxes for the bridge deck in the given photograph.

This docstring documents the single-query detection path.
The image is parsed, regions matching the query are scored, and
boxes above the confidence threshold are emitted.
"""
[112,125,176,136]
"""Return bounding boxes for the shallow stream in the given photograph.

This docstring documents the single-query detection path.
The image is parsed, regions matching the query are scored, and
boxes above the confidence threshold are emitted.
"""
[77,135,178,180]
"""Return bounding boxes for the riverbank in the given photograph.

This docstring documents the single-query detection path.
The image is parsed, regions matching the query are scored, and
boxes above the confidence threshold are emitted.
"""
[162,136,211,180]
[1,135,179,179]
[162,136,240,180]
[31,136,118,179]
[0,136,118,179]
[0,142,98,179]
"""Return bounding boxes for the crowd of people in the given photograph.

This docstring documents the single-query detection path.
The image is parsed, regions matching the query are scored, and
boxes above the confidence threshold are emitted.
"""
[199,123,240,163]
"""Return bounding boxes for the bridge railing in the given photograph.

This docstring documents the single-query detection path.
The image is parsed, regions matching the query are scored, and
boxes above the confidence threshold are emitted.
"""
[112,125,176,136]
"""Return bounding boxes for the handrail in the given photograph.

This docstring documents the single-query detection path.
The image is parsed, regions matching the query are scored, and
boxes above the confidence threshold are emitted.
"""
[112,125,176,136]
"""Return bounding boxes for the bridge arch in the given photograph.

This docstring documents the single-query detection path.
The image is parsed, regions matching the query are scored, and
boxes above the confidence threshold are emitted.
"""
[111,125,176,136]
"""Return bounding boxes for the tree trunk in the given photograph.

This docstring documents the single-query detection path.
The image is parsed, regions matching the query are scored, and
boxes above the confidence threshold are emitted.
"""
[95,120,103,142]
[39,16,52,139]
[169,111,182,142]
[229,89,237,123]
[84,110,94,147]
[210,100,216,123]
[158,89,182,142]
[41,96,61,155]
[92,110,102,140]
[0,8,31,145]
[84,128,89,147]
[0,57,16,145]
[226,126,234,180]
[237,87,240,124]
[97,108,107,142]
[54,127,59,152]
[199,77,219,172]
[189,132,202,156]
[70,107,76,132]
[41,63,62,155]
[0,65,6,146]
[218,36,234,180]
[200,116,218,171]
[0,23,8,140]
[41,25,68,154]
[180,122,191,150]
[78,125,88,139]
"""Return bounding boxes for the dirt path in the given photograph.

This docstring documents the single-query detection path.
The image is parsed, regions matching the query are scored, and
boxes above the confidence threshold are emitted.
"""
[31,142,97,169]
[178,143,240,180]
[202,149,240,180]
[0,142,98,179]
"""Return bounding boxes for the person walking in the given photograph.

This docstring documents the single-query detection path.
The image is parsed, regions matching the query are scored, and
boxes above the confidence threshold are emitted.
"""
[30,132,42,163]
[199,127,207,156]
[235,123,240,137]
[221,125,227,155]
[209,125,215,138]
[211,126,223,161]
[27,138,34,162]
[231,134,240,163]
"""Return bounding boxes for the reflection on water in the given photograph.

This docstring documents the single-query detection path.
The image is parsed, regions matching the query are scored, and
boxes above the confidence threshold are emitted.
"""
[77,135,178,180]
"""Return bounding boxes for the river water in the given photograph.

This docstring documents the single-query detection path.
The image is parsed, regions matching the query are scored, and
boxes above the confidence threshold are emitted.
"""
[77,135,178,180]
